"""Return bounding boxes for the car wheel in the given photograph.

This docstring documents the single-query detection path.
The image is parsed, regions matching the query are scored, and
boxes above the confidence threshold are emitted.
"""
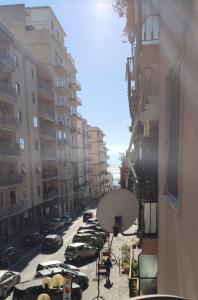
[78,280,87,290]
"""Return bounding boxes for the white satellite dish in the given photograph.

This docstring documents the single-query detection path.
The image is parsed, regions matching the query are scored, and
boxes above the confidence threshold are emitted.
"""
[97,189,138,234]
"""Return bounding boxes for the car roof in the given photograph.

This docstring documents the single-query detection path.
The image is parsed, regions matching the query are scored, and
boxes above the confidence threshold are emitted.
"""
[44,234,59,238]
[38,260,62,267]
[37,267,77,276]
[68,242,87,247]
[15,279,80,290]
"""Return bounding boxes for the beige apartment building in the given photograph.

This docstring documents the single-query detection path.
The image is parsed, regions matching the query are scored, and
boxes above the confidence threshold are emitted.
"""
[0,4,89,216]
[119,0,198,298]
[88,126,109,199]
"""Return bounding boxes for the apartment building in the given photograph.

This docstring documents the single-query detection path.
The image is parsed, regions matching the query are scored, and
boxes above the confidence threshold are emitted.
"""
[88,126,109,199]
[117,0,198,298]
[0,4,87,215]
[0,22,50,239]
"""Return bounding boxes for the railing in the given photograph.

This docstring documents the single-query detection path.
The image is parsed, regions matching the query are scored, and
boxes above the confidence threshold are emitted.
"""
[55,80,68,89]
[39,105,54,119]
[70,95,82,105]
[43,188,58,200]
[0,114,19,129]
[40,127,56,138]
[0,81,17,99]
[0,199,28,219]
[42,169,58,179]
[0,174,23,186]
[55,98,70,110]
[37,80,54,99]
[0,143,21,156]
[0,48,15,68]
[70,79,81,90]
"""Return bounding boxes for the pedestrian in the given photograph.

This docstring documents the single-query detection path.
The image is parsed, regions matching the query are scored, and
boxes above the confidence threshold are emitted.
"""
[104,257,112,281]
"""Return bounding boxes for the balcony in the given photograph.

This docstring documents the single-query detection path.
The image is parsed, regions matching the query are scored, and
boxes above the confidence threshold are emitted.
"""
[70,79,81,91]
[42,169,58,180]
[41,149,57,160]
[38,105,55,121]
[0,81,17,104]
[0,143,21,160]
[0,173,23,186]
[0,114,19,131]
[0,199,28,221]
[0,48,15,78]
[54,60,68,77]
[71,111,82,119]
[43,188,58,201]
[55,98,70,112]
[40,127,56,140]
[55,80,69,95]
[70,94,82,106]
[37,80,54,101]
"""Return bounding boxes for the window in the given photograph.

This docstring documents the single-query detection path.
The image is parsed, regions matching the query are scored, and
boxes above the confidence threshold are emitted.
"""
[10,191,16,206]
[166,65,181,208]
[25,25,35,31]
[31,68,34,79]
[15,82,20,96]
[33,117,38,128]
[35,140,39,150]
[13,54,18,67]
[32,92,36,104]
[0,192,3,208]
[17,111,22,123]
[58,130,62,140]
[37,186,40,196]
[19,138,25,150]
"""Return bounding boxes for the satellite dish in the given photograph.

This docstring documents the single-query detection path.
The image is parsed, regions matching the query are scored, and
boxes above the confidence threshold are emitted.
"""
[97,189,138,234]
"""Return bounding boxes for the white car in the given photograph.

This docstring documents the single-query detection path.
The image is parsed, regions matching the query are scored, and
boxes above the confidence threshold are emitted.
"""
[36,260,80,272]
[0,270,21,298]
[65,242,98,262]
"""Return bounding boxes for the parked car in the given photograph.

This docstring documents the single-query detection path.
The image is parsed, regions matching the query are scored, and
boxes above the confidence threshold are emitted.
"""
[22,232,43,246]
[61,214,72,226]
[0,270,21,299]
[77,229,107,243]
[51,218,65,229]
[12,278,82,300]
[42,234,63,251]
[36,260,79,272]
[65,243,98,262]
[86,218,98,225]
[83,212,93,222]
[78,224,97,231]
[34,266,89,290]
[0,247,21,267]
[72,233,104,249]
[40,223,54,235]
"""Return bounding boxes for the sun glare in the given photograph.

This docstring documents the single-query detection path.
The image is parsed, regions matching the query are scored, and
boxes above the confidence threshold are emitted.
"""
[96,0,110,13]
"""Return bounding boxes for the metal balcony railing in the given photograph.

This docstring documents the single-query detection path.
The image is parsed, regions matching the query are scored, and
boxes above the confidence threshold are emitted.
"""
[40,127,56,138]
[0,114,19,130]
[39,105,55,119]
[0,143,21,156]
[0,48,15,68]
[0,81,17,99]
[38,80,54,99]
[0,199,28,219]
[0,173,23,186]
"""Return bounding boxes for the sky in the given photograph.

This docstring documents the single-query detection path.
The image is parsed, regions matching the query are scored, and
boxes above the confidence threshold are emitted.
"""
[1,0,131,178]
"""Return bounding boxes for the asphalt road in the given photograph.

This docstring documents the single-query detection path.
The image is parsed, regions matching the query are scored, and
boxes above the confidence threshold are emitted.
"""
[6,209,97,300]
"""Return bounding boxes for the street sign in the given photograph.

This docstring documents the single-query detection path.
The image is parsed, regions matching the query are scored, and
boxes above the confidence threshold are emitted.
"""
[63,276,72,300]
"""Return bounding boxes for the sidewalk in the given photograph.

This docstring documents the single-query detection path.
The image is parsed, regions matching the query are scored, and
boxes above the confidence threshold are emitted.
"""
[83,225,138,300]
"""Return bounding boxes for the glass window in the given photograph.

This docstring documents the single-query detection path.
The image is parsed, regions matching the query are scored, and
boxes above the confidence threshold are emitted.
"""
[32,92,36,103]
[33,116,38,128]
[17,111,22,123]
[15,82,20,96]
[19,138,25,150]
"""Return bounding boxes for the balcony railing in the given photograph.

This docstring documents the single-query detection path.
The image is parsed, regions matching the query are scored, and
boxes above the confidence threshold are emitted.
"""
[39,105,55,120]
[55,80,69,94]
[70,79,81,91]
[40,127,56,138]
[0,114,19,130]
[0,173,23,186]
[0,199,28,220]
[0,143,21,157]
[70,95,82,106]
[0,81,17,100]
[0,48,15,69]
[37,80,54,100]
[42,169,58,179]
[43,188,58,200]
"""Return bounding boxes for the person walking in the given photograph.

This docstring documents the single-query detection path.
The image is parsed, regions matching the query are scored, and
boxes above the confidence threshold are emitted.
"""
[104,257,113,281]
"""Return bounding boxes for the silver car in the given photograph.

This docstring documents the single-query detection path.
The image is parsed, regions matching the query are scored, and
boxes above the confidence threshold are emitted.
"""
[0,270,21,299]
[65,242,98,262]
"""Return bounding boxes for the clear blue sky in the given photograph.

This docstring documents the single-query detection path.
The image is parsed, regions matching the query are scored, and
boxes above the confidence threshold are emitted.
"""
[2,0,131,178]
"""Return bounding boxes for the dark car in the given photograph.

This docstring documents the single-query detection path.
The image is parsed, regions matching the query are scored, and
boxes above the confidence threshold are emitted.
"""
[40,223,54,235]
[83,212,93,222]
[34,267,89,290]
[22,232,43,246]
[0,247,21,267]
[61,214,72,226]
[42,234,63,251]
[12,278,82,300]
